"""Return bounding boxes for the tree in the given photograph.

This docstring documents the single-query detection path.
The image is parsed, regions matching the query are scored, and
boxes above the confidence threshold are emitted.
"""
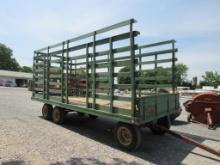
[175,63,188,86]
[141,67,172,85]
[117,63,188,86]
[200,71,220,88]
[118,66,131,84]
[118,66,171,84]
[0,43,20,71]
[20,66,32,73]
[74,67,86,76]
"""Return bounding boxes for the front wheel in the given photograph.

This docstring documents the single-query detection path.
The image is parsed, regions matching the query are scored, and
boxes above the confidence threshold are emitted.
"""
[114,122,142,151]
[150,116,170,135]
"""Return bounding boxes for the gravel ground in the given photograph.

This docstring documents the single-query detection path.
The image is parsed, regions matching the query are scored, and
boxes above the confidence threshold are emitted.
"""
[0,87,220,165]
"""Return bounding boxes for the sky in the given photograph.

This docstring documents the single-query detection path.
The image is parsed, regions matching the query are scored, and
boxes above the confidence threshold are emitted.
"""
[0,0,220,80]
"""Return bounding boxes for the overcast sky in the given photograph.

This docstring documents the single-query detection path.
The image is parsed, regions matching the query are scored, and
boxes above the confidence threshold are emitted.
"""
[0,0,219,80]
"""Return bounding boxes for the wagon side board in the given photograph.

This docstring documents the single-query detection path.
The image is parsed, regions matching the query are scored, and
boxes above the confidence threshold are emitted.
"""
[138,93,180,124]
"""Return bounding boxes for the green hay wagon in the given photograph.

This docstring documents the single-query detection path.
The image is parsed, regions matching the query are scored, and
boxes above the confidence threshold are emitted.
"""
[32,18,181,150]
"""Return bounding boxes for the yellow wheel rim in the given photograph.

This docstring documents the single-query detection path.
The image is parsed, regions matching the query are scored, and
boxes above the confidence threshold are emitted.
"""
[117,126,133,146]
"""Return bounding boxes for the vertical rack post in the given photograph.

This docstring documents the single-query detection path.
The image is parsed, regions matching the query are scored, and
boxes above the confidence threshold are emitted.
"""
[90,43,93,108]
[32,52,36,97]
[109,37,114,112]
[74,60,77,76]
[70,60,72,75]
[86,44,89,108]
[65,40,69,104]
[61,42,65,103]
[154,54,158,91]
[154,53,158,118]
[92,32,96,109]
[46,47,50,100]
[172,41,176,110]
[138,48,142,97]
[129,20,136,117]
[43,52,46,99]
[172,41,176,93]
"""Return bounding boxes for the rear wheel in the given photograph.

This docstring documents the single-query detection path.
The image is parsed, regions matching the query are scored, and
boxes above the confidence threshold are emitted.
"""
[150,116,170,135]
[114,122,142,151]
[52,107,65,124]
[42,104,53,120]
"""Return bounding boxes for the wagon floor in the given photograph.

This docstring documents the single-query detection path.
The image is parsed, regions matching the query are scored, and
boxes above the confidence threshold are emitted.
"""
[68,96,131,110]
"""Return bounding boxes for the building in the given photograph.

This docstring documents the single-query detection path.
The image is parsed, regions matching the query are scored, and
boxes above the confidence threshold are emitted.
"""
[0,70,32,87]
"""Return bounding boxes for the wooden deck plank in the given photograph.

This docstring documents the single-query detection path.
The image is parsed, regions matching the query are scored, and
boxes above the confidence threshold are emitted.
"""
[68,96,131,109]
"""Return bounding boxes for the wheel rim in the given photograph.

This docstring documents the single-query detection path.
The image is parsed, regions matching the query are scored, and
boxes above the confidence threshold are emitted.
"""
[53,109,60,121]
[117,126,133,146]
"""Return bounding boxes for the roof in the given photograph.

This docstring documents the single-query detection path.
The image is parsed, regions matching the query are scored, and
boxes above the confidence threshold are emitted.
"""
[0,70,32,79]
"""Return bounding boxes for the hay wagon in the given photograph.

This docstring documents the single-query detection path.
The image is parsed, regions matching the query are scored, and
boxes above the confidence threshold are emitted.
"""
[32,18,181,150]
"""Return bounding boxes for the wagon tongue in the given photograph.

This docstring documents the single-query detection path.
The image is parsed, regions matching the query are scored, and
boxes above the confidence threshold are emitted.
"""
[155,125,220,158]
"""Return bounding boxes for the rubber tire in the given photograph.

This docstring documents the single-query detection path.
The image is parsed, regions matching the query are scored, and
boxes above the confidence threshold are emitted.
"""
[89,114,98,119]
[42,104,53,120]
[150,116,170,135]
[52,107,65,124]
[114,122,142,151]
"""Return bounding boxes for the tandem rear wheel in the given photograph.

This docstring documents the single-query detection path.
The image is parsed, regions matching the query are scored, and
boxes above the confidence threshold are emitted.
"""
[114,122,142,151]
[42,104,66,124]
[42,104,53,120]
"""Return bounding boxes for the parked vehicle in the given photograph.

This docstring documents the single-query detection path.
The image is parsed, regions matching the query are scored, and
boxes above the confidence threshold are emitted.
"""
[5,80,13,87]
[32,19,180,151]
[0,80,3,86]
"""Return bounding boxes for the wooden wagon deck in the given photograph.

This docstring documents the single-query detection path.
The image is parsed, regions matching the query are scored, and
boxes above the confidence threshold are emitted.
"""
[69,96,131,109]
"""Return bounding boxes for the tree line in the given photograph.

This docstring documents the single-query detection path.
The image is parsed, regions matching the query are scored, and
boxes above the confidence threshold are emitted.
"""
[0,43,32,73]
[118,64,188,86]
[118,64,220,88]
[200,71,220,88]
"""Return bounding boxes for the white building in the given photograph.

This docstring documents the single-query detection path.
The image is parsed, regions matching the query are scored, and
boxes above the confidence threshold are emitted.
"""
[0,70,32,87]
